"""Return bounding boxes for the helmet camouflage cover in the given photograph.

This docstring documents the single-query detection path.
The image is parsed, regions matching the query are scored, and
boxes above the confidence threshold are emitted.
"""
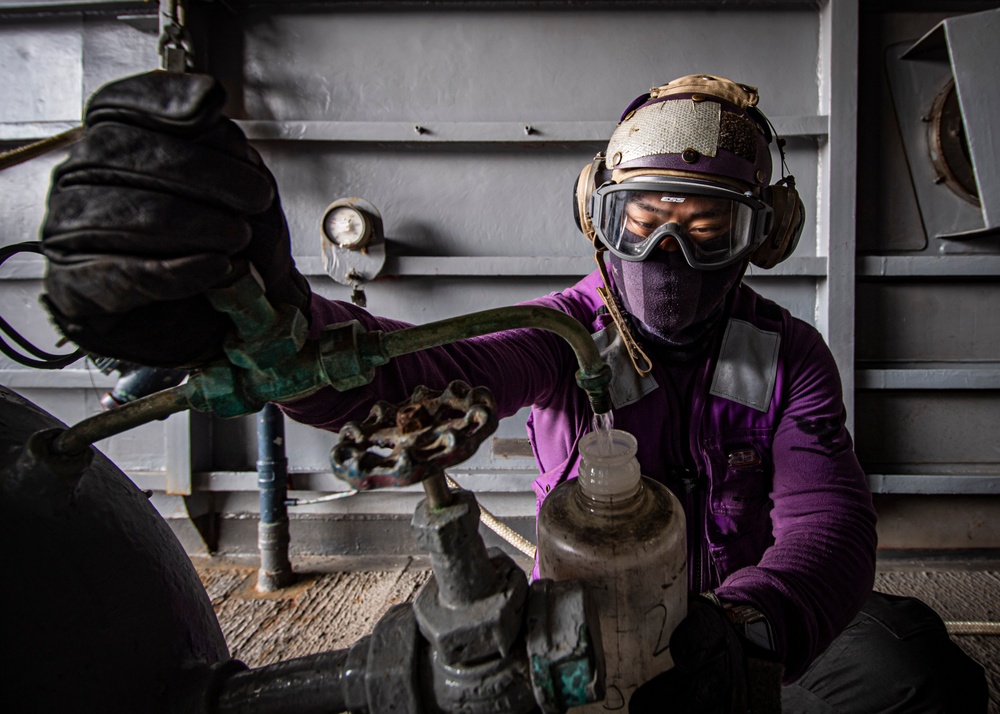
[606,74,773,189]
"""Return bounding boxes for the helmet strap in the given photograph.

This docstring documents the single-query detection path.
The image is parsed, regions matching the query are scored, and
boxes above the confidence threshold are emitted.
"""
[594,249,653,377]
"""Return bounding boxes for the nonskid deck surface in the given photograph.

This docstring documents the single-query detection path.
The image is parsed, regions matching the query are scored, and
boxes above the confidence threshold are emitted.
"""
[873,567,999,711]
[195,557,1000,712]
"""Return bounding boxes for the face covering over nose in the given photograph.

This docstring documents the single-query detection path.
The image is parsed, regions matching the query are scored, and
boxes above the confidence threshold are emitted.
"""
[609,248,746,358]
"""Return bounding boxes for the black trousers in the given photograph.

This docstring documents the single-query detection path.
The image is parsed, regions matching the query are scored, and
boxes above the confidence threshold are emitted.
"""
[782,591,990,713]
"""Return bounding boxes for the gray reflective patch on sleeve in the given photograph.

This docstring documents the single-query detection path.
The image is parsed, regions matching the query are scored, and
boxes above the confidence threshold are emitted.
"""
[592,323,659,409]
[709,319,780,412]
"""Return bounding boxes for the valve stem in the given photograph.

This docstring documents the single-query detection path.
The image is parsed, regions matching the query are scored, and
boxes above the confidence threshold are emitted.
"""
[422,473,452,509]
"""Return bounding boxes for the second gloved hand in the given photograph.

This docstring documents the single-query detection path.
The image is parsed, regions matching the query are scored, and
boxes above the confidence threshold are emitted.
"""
[40,70,311,367]
[628,596,783,714]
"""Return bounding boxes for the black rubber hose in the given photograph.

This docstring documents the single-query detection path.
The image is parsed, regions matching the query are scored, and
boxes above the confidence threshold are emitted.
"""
[213,649,351,714]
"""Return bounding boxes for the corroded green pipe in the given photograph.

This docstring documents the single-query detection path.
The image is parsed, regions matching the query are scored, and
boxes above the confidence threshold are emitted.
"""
[378,305,612,414]
[50,304,612,456]
[52,384,193,455]
[381,305,603,375]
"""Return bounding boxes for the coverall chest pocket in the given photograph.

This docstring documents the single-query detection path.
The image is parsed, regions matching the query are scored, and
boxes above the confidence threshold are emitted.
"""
[705,430,775,539]
[532,453,577,513]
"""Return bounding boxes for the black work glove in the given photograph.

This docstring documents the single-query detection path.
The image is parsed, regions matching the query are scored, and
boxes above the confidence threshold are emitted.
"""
[40,70,311,367]
[628,596,783,714]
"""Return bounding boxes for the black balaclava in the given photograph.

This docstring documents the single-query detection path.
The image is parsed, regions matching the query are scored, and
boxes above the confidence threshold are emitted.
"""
[609,247,746,360]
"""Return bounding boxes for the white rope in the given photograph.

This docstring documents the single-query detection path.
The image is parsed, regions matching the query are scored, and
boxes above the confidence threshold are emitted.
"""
[445,475,536,560]
[944,621,1000,636]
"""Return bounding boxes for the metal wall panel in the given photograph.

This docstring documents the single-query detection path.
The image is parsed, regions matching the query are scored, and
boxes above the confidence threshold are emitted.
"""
[0,3,874,552]
[856,390,1000,469]
[856,281,1000,363]
[260,139,821,263]
[857,11,956,254]
[237,10,821,121]
[219,4,832,515]
[856,4,1000,509]
[0,22,83,123]
[0,153,65,254]
[266,147,599,261]
[0,16,163,470]
[81,16,159,96]
[857,8,1000,254]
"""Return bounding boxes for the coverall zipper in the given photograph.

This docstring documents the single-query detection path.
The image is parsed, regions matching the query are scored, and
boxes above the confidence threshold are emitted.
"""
[683,477,708,594]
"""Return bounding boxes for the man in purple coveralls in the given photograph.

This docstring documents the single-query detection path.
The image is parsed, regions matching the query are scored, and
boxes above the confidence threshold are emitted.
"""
[39,71,987,713]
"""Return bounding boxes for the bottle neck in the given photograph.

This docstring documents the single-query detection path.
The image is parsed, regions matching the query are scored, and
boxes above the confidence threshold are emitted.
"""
[577,428,642,503]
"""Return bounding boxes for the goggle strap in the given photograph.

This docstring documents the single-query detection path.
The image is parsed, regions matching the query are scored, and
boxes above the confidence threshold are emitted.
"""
[594,251,653,377]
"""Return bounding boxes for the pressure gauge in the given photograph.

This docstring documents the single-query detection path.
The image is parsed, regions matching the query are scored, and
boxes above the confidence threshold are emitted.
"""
[322,203,374,250]
[319,198,386,304]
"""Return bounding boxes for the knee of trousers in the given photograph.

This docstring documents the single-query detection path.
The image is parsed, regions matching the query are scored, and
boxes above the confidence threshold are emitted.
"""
[782,591,988,714]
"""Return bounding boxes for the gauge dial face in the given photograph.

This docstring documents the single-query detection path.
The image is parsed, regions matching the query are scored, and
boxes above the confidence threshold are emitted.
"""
[324,206,371,249]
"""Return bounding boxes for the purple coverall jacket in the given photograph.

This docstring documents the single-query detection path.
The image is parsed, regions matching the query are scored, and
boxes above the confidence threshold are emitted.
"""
[282,270,878,680]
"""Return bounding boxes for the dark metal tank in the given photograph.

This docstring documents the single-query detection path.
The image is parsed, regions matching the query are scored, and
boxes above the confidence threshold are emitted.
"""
[0,385,230,712]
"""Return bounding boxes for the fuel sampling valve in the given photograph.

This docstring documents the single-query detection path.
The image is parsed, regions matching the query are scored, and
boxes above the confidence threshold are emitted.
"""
[25,262,613,712]
[205,382,606,713]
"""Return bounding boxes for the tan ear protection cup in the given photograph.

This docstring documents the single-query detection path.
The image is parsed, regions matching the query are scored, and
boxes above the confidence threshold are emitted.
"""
[573,162,594,238]
[574,155,610,249]
[750,180,805,269]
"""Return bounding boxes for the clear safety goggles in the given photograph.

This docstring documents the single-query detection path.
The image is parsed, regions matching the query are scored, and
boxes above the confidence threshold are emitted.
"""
[590,178,773,269]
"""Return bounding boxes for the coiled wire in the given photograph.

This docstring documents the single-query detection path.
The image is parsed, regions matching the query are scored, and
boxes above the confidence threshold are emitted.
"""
[0,242,82,369]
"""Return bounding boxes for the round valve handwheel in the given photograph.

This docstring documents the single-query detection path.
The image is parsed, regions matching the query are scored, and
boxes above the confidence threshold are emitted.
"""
[330,381,498,491]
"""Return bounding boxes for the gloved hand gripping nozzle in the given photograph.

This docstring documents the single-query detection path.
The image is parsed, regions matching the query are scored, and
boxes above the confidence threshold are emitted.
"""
[37,70,611,459]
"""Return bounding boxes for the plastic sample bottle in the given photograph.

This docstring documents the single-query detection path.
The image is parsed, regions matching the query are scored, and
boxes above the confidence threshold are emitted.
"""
[537,428,687,712]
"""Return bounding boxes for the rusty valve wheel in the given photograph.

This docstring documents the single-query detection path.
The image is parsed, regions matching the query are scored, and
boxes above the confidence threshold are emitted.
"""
[329,381,498,491]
